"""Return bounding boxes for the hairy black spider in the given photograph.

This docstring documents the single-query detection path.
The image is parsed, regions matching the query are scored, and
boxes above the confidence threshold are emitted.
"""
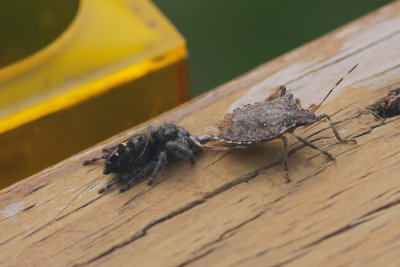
[83,124,200,193]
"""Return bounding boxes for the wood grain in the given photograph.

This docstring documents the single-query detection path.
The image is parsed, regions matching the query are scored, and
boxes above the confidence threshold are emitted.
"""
[2,2,400,266]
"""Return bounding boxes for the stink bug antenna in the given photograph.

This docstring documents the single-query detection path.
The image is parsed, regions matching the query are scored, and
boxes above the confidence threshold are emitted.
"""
[311,63,359,112]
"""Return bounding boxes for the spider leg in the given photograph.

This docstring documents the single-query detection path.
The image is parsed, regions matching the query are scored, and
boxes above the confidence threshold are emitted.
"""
[280,85,286,97]
[295,98,305,110]
[281,136,290,183]
[119,176,140,193]
[83,154,108,165]
[147,150,168,186]
[83,145,115,165]
[99,173,129,194]
[102,145,115,153]
[100,160,157,194]
[119,166,153,193]
[290,132,335,160]
[316,114,357,144]
[165,141,195,164]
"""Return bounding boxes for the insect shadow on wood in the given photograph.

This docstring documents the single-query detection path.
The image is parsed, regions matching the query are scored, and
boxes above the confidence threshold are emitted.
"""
[192,64,359,182]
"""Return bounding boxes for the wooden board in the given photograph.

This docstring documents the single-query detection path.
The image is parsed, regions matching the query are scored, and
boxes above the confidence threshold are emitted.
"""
[1,2,400,266]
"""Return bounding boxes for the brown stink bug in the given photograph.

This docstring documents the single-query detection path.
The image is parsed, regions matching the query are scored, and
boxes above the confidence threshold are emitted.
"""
[192,64,359,182]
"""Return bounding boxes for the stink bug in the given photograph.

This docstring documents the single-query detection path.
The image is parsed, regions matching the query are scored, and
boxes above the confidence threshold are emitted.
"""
[192,64,359,182]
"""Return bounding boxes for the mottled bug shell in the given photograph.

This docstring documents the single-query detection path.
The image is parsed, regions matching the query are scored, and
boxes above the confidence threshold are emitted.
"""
[213,94,316,144]
[104,134,154,174]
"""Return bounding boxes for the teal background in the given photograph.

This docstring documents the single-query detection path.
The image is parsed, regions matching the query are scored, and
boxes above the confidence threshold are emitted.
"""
[153,0,393,96]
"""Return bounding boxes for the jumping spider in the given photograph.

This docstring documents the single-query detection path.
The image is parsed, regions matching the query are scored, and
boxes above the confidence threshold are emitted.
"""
[83,124,200,193]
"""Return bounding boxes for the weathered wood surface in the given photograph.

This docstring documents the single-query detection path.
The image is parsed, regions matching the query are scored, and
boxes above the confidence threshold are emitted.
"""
[2,2,400,266]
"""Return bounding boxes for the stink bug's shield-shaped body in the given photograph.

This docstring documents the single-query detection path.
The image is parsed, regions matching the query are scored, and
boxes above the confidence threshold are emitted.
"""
[215,92,316,144]
[195,64,359,182]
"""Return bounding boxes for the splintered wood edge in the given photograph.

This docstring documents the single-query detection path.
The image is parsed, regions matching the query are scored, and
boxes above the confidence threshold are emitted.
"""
[1,2,400,266]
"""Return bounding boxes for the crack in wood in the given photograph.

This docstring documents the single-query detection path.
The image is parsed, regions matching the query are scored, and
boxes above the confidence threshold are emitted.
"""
[23,196,101,239]
[175,209,313,267]
[77,158,304,266]
[0,198,55,225]
[301,216,374,249]
[201,210,267,250]
[333,144,362,158]
[373,188,397,200]
[176,248,217,267]
[23,184,50,197]
[294,165,330,185]
[122,190,147,207]
[301,197,400,251]
[219,232,314,267]
[76,164,288,265]
[74,199,206,266]
[359,198,400,220]
[383,149,400,160]
[327,183,362,200]
[206,151,234,169]
[0,233,22,247]
[22,204,36,212]
[270,251,311,267]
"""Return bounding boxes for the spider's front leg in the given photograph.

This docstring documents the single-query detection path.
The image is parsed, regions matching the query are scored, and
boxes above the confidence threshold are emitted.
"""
[165,140,195,164]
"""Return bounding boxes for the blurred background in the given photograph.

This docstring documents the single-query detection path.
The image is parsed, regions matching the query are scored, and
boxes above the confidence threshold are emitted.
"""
[0,0,392,96]
[153,0,393,96]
